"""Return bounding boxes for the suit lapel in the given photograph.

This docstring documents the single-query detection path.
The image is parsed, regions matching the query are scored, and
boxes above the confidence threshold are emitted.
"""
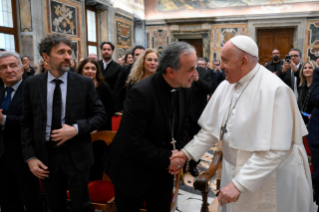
[65,72,76,121]
[38,72,48,116]
[6,81,24,115]
[0,85,5,107]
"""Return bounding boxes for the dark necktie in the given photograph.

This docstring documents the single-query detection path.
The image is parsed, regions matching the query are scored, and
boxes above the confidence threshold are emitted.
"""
[2,87,13,114]
[51,79,62,131]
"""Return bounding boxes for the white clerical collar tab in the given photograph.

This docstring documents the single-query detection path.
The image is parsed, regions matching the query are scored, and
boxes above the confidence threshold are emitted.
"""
[171,89,177,92]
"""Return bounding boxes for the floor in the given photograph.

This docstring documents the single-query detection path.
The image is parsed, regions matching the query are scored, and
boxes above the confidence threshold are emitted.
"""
[175,146,319,212]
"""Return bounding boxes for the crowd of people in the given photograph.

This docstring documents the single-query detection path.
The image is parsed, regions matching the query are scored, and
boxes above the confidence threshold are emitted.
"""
[0,33,318,212]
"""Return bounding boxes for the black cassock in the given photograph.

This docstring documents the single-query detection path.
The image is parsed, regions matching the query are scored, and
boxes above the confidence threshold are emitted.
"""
[104,72,191,211]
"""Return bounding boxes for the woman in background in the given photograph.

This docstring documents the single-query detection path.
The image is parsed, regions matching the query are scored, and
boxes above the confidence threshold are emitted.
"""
[126,49,159,97]
[298,60,317,124]
[77,58,114,130]
[35,58,49,75]
[123,52,133,66]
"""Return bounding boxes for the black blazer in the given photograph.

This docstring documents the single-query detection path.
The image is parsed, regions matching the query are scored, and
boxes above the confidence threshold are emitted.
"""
[282,64,302,91]
[307,68,319,146]
[190,67,214,122]
[21,71,107,171]
[113,64,133,112]
[104,73,191,197]
[0,81,25,168]
[98,60,122,91]
[96,82,114,130]
[22,67,35,80]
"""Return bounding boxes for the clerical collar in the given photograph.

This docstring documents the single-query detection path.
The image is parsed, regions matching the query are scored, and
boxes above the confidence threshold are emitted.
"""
[236,64,259,87]
[171,88,177,92]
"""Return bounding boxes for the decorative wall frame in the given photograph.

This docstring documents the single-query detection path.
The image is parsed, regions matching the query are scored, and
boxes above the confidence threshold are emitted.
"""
[49,0,78,36]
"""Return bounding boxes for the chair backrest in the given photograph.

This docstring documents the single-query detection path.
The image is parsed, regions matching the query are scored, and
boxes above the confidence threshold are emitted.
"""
[91,131,116,146]
[91,131,116,182]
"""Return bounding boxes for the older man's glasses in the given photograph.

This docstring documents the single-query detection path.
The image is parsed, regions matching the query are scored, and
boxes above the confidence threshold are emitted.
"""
[290,55,300,58]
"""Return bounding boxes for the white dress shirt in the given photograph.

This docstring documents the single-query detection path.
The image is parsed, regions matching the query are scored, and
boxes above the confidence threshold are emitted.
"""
[45,71,78,141]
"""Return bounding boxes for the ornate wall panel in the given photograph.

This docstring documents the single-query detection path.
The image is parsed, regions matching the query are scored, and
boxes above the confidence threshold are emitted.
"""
[146,26,170,53]
[210,23,248,64]
[100,10,108,42]
[21,35,34,64]
[305,20,319,61]
[19,0,32,32]
[44,0,83,61]
[115,17,134,58]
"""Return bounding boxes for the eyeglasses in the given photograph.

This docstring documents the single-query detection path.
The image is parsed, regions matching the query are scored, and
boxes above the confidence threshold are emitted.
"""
[272,52,279,55]
[290,55,300,58]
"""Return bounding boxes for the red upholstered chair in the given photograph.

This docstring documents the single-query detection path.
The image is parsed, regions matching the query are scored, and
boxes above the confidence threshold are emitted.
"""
[67,131,117,211]
[112,112,122,131]
[89,131,117,212]
[303,137,313,174]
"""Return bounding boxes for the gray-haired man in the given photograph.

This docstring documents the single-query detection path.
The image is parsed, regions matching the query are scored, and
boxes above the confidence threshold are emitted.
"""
[0,51,44,212]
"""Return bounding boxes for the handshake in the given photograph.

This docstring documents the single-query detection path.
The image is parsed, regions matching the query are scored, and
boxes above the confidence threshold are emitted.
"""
[168,150,188,175]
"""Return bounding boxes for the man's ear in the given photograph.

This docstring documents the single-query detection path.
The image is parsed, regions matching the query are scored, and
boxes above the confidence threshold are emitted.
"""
[166,67,174,78]
[42,53,50,64]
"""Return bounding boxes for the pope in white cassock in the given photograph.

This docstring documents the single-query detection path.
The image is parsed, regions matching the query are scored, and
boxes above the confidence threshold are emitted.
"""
[172,35,313,212]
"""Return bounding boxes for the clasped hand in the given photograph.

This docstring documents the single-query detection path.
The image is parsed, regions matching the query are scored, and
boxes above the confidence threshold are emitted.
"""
[168,150,188,175]
[50,124,77,146]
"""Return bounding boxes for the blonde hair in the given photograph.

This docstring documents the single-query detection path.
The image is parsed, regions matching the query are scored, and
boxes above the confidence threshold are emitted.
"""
[126,49,159,85]
[299,60,318,86]
[35,58,46,75]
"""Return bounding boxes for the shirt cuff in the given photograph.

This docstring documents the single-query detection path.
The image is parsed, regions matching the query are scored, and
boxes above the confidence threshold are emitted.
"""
[26,157,36,162]
[232,179,247,193]
[1,115,6,126]
[73,124,79,134]
[181,149,193,162]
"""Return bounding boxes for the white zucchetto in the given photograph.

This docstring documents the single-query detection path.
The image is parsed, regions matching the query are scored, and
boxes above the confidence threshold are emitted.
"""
[230,35,259,58]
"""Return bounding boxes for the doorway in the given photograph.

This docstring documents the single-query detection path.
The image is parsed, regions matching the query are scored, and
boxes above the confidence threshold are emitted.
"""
[179,39,203,58]
[257,28,294,65]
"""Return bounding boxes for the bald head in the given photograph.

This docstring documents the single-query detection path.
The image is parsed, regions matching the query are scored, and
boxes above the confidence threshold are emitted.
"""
[220,41,258,84]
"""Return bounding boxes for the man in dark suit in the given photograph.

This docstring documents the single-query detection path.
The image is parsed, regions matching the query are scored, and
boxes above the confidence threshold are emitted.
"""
[21,56,35,80]
[187,65,215,176]
[210,60,225,89]
[265,49,284,76]
[113,45,145,112]
[21,34,106,212]
[281,48,303,97]
[0,51,44,211]
[104,42,197,212]
[307,67,319,207]
[97,42,122,91]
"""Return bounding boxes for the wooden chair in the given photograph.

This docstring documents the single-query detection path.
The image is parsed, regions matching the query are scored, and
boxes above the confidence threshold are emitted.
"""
[193,150,223,212]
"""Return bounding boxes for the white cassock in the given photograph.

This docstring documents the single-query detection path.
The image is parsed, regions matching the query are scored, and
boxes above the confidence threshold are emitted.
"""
[182,64,313,212]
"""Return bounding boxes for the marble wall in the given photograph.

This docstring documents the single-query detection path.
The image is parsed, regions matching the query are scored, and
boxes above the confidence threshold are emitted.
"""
[146,23,248,64]
[115,10,134,58]
[305,19,319,61]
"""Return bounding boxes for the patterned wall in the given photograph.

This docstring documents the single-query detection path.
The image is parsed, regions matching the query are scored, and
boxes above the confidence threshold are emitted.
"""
[305,20,319,62]
[146,27,169,51]
[115,17,134,58]
[211,24,248,63]
[145,27,170,53]
[146,23,248,64]
[43,0,83,61]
